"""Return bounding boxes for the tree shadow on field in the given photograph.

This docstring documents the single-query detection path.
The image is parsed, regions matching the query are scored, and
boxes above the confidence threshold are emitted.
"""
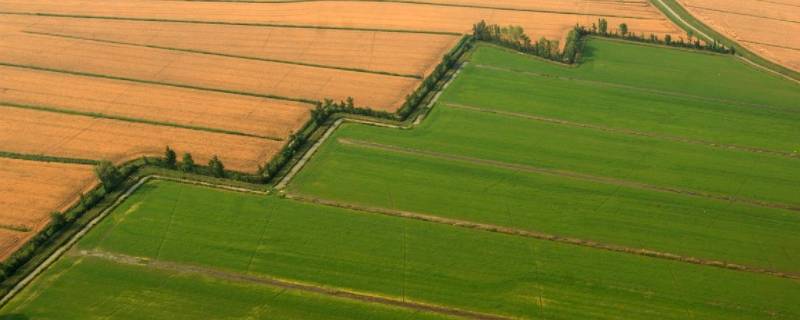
[0,314,30,320]
[579,43,597,63]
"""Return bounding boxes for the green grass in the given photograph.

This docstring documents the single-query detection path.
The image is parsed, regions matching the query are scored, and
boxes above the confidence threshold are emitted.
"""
[7,181,800,319]
[442,62,800,153]
[289,129,800,273]
[288,39,800,275]
[471,41,800,109]
[2,257,444,320]
[328,106,800,208]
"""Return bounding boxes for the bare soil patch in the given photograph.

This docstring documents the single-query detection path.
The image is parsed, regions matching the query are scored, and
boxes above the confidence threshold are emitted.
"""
[0,158,95,260]
[0,107,282,173]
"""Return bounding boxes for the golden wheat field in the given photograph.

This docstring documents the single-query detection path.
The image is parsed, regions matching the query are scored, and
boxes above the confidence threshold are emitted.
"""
[677,0,800,71]
[0,158,95,260]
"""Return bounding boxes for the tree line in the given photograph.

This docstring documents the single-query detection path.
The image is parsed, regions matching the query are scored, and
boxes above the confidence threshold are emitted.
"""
[473,18,733,66]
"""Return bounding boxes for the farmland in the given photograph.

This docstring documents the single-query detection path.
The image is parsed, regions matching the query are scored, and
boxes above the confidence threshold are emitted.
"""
[5,180,800,319]
[676,0,800,72]
[2,0,799,318]
[0,107,281,172]
[0,0,685,267]
[0,158,95,259]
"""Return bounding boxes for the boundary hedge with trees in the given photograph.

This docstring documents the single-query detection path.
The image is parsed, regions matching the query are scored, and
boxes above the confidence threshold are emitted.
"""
[473,18,732,66]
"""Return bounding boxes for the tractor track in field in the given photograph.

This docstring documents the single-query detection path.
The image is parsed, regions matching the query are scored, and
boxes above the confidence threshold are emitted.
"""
[337,138,800,213]
[73,249,511,320]
[285,193,800,281]
[441,102,800,160]
[472,63,799,114]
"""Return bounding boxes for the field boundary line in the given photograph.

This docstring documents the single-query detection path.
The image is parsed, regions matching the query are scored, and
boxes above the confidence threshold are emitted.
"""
[274,62,467,189]
[0,62,318,105]
[471,63,800,113]
[0,102,284,141]
[0,151,98,165]
[338,138,800,213]
[286,193,800,280]
[682,5,800,24]
[162,0,659,20]
[74,249,511,320]
[25,31,422,79]
[0,12,461,36]
[441,102,800,160]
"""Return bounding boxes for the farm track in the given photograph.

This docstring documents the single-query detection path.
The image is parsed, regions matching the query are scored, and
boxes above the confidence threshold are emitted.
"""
[683,5,800,24]
[161,0,659,20]
[337,138,800,213]
[285,193,800,280]
[441,102,800,160]
[0,62,317,105]
[71,248,511,320]
[0,12,461,36]
[0,102,284,141]
[25,31,421,79]
[472,63,798,114]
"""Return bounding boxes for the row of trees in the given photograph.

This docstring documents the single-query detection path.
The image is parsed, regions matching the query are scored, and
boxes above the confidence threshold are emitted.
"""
[473,20,568,62]
[473,18,733,66]
[161,146,225,178]
[588,18,733,54]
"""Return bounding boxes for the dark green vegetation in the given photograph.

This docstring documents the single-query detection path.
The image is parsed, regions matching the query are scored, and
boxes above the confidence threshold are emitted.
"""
[286,38,800,317]
[6,181,800,319]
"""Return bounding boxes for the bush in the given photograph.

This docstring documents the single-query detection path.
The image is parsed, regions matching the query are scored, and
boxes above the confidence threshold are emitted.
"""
[94,161,123,190]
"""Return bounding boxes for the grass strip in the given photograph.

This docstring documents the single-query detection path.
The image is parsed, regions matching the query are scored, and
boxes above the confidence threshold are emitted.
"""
[287,193,800,280]
[441,102,799,159]
[0,102,283,141]
[26,31,422,79]
[167,0,657,19]
[0,62,319,105]
[0,11,461,36]
[0,151,98,165]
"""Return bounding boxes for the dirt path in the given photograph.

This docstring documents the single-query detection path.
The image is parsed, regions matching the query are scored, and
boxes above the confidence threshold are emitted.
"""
[338,138,800,213]
[286,193,800,281]
[441,102,800,160]
[73,249,511,320]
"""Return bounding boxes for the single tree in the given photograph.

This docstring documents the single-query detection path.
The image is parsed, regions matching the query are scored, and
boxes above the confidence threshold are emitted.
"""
[598,18,608,35]
[95,161,122,190]
[664,34,672,45]
[687,30,694,42]
[181,152,195,172]
[619,23,628,37]
[208,155,225,178]
[164,146,177,169]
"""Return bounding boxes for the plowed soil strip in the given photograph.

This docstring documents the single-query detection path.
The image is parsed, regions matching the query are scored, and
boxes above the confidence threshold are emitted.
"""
[441,102,800,159]
[74,249,510,320]
[286,193,800,280]
[0,102,281,141]
[338,138,800,213]
[25,31,420,79]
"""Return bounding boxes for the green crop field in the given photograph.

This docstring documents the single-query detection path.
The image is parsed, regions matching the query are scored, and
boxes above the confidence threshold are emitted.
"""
[4,38,799,320]
[5,181,800,320]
